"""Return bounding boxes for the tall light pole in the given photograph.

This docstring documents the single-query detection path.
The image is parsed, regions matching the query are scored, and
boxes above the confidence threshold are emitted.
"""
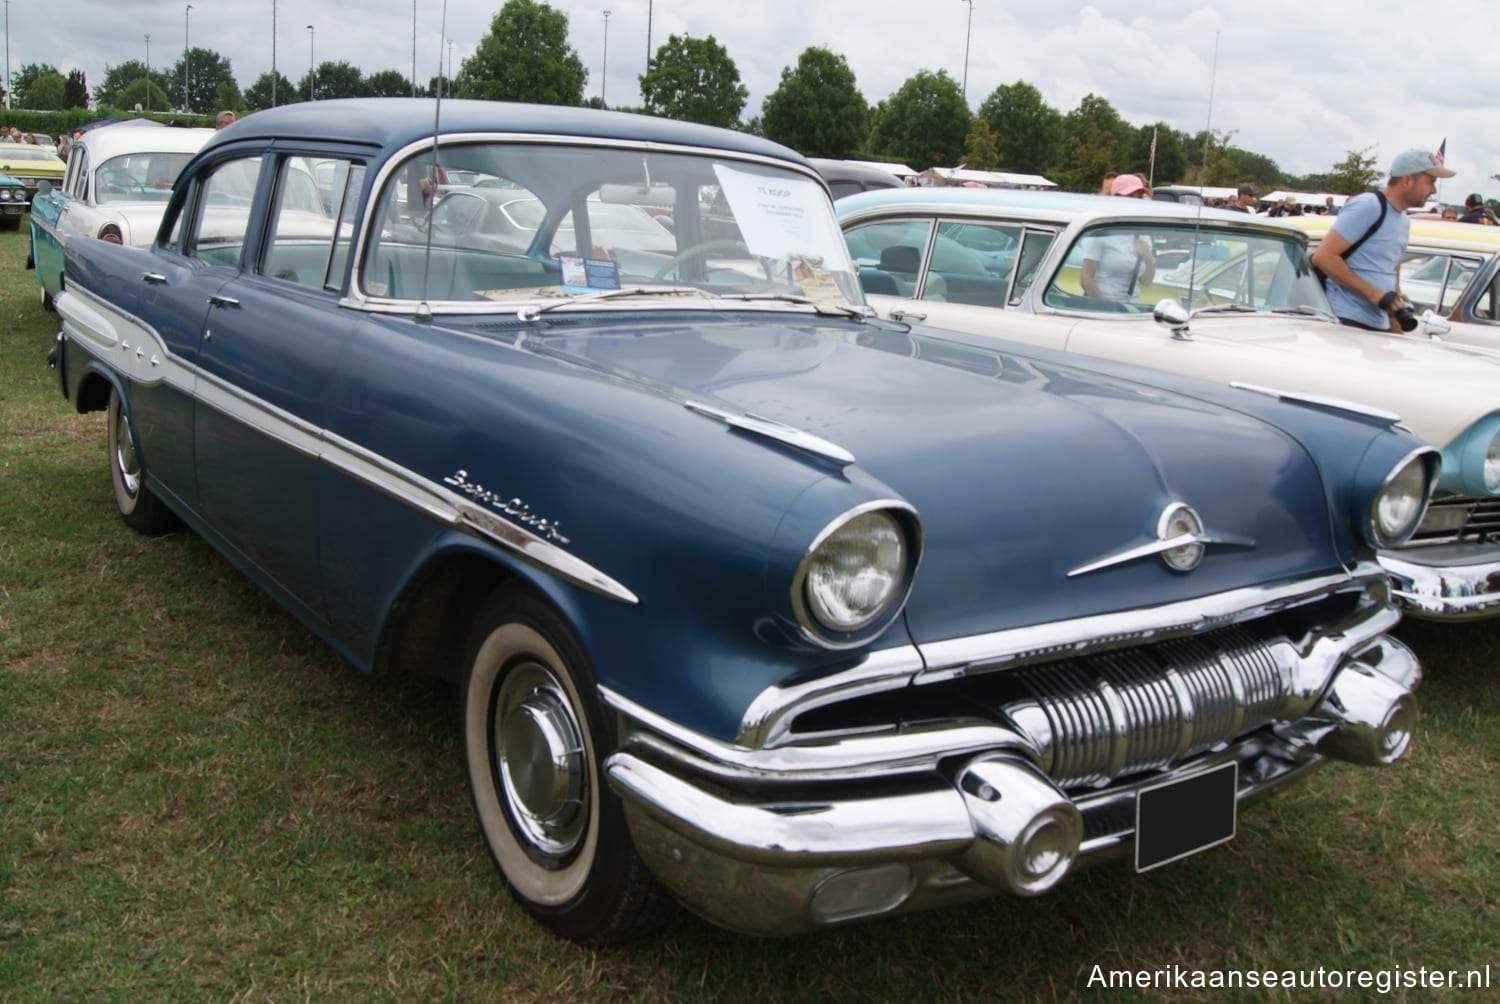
[446,39,453,97]
[271,0,277,107]
[144,35,151,112]
[4,1,11,111]
[645,0,652,71]
[959,0,973,102]
[601,10,611,108]
[184,4,193,112]
[412,0,417,97]
[306,24,315,101]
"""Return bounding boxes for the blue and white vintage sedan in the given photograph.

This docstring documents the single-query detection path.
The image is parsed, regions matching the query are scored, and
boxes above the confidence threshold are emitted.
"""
[51,99,1437,943]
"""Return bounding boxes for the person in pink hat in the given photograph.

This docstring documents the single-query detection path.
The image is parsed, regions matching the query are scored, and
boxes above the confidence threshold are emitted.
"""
[1080,174,1155,301]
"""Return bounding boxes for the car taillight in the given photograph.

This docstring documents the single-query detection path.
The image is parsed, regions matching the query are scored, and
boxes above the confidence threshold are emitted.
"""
[100,228,122,244]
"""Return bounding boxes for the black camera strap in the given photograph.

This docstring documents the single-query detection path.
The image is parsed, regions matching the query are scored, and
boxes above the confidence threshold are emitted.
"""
[1312,192,1389,287]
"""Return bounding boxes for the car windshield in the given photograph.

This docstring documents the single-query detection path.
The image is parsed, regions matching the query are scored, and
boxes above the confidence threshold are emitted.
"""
[0,147,59,163]
[1043,223,1329,315]
[363,142,862,307]
[95,152,197,204]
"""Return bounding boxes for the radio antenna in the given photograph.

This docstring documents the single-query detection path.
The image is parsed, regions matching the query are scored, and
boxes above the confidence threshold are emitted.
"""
[1181,29,1221,320]
[418,0,450,320]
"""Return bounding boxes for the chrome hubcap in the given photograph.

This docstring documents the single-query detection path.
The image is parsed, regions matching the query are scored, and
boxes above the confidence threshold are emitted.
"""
[494,661,587,859]
[113,408,141,498]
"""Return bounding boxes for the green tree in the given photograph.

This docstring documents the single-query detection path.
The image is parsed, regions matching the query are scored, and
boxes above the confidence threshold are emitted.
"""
[454,0,586,106]
[96,61,176,110]
[364,69,414,98]
[962,118,1000,171]
[1063,120,1118,192]
[304,61,366,100]
[759,47,866,158]
[63,69,89,110]
[168,47,236,114]
[1201,128,1239,186]
[116,77,173,114]
[13,63,64,108]
[1326,146,1382,195]
[243,71,299,111]
[976,80,1061,175]
[867,69,970,170]
[639,34,747,127]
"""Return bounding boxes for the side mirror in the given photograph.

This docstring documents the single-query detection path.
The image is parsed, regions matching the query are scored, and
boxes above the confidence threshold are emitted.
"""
[1152,298,1192,340]
[1419,309,1451,340]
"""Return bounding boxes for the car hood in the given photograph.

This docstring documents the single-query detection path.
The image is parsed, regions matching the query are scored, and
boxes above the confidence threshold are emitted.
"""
[495,311,1357,645]
[1067,312,1500,451]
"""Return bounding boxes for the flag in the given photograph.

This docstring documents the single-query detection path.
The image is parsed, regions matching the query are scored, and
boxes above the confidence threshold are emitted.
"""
[1435,138,1446,166]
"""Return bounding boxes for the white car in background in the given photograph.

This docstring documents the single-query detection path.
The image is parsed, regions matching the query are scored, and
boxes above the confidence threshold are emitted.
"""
[29,122,214,308]
[838,186,1500,620]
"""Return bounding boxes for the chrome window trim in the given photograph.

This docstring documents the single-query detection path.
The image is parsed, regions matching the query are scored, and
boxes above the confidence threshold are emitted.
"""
[344,132,829,312]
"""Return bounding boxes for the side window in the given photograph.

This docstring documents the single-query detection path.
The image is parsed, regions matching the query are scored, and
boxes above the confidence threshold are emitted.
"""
[67,148,88,199]
[262,156,362,291]
[1475,274,1500,323]
[843,219,934,298]
[187,155,263,267]
[928,221,1022,306]
[1010,230,1057,304]
[1441,256,1480,314]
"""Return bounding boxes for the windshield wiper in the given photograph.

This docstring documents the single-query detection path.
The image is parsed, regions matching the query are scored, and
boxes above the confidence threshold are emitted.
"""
[516,286,709,320]
[1191,302,1259,315]
[1268,304,1336,320]
[715,293,869,318]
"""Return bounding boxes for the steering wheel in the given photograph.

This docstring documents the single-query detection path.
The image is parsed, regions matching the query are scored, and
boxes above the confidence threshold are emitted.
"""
[652,240,750,280]
[99,169,139,195]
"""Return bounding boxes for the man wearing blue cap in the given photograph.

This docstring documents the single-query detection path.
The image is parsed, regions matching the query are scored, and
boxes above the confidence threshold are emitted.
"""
[1311,148,1455,331]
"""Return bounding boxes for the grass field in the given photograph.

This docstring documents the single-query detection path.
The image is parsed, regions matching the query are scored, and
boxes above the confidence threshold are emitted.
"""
[1,222,1496,1002]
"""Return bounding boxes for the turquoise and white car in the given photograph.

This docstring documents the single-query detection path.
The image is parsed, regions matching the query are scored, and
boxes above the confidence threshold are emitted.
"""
[29,122,213,309]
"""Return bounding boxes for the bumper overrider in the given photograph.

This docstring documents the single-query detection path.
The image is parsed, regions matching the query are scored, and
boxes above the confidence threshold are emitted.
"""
[604,566,1419,936]
[1380,544,1500,621]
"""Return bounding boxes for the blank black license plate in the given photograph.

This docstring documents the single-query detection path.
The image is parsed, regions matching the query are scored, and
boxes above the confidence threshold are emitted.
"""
[1134,762,1238,872]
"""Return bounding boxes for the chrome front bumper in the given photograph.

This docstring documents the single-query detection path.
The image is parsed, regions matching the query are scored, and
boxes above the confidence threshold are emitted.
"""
[605,632,1420,936]
[1381,544,1500,620]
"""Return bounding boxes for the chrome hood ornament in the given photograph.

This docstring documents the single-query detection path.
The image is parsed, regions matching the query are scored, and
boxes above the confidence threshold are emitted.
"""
[1067,503,1253,577]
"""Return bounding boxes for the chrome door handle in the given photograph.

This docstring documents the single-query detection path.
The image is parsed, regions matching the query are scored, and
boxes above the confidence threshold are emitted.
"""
[141,271,167,284]
[891,309,926,322]
[208,294,240,308]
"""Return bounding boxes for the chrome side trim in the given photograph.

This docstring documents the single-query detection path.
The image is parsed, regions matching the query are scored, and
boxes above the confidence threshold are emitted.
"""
[684,400,856,466]
[58,285,638,604]
[1230,382,1403,424]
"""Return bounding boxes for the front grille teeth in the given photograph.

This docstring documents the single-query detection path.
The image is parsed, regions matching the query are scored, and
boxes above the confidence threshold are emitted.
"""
[1000,625,1289,787]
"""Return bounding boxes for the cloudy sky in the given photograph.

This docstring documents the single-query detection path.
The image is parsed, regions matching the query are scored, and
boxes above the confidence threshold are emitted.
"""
[12,0,1496,201]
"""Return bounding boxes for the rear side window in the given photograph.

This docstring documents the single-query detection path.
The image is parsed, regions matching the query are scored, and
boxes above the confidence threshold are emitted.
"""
[262,156,364,291]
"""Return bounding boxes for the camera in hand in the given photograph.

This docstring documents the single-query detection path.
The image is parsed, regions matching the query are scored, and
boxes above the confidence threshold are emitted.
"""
[1379,291,1419,332]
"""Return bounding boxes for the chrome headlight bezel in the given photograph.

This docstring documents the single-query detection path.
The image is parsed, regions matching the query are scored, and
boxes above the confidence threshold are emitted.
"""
[1371,447,1440,548]
[791,501,921,649]
[1437,416,1500,498]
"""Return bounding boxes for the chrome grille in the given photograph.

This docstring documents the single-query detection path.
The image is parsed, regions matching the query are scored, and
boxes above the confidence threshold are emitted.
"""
[1409,495,1500,545]
[1001,625,1288,787]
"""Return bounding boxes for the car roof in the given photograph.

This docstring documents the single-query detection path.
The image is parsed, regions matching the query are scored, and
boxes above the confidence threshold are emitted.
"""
[0,145,65,166]
[74,123,216,163]
[209,98,809,168]
[1286,213,1500,254]
[835,185,1306,234]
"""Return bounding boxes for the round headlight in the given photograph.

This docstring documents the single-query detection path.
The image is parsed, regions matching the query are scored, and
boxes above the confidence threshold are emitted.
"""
[1373,453,1432,546]
[1485,430,1500,492]
[803,510,908,634]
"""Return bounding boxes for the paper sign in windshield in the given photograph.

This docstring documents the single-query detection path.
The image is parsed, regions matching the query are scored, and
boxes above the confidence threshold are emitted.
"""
[558,254,622,292]
[712,165,845,266]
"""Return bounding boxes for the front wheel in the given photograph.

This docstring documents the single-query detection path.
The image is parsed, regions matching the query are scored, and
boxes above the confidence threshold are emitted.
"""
[107,387,179,535]
[461,589,671,943]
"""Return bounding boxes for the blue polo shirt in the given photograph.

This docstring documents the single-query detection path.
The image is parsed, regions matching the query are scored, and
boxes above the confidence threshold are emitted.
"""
[1325,192,1408,330]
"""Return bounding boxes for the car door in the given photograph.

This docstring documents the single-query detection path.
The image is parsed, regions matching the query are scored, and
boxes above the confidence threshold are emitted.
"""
[191,154,365,621]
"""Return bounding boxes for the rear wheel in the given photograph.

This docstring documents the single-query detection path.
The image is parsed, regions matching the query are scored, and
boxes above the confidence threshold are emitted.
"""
[461,589,671,944]
[107,387,179,535]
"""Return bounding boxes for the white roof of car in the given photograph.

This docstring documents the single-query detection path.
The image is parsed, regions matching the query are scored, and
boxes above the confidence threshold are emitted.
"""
[75,122,215,164]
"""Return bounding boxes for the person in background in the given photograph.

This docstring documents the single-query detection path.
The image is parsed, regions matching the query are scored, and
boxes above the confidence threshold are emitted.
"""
[1442,207,1460,221]
[1226,186,1256,213]
[1098,172,1118,196]
[1268,195,1303,218]
[216,110,236,130]
[1080,174,1155,302]
[1312,148,1455,331]
[1323,196,1337,215]
[1458,193,1498,226]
